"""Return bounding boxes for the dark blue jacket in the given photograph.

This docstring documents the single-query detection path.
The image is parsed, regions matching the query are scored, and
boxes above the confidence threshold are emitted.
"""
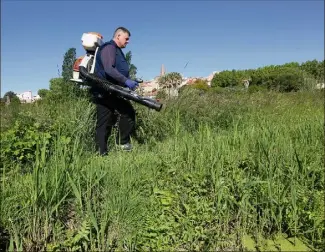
[91,40,130,94]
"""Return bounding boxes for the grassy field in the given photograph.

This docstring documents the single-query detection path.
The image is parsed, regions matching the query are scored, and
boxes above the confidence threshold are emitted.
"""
[0,88,324,251]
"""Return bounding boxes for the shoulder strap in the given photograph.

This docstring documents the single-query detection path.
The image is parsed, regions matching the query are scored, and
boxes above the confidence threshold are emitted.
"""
[98,41,118,67]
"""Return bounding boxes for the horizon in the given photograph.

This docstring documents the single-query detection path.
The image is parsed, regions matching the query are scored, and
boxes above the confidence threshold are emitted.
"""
[1,0,324,96]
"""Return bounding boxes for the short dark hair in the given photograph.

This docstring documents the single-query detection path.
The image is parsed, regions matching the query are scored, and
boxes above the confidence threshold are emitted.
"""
[113,27,131,37]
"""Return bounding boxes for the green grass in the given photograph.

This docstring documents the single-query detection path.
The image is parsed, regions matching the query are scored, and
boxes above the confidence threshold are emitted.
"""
[0,88,324,251]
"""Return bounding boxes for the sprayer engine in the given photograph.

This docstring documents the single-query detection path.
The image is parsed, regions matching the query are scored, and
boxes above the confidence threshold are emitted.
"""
[71,32,103,83]
[69,31,163,111]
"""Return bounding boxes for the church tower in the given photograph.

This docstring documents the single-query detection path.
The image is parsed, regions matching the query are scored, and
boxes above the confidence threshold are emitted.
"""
[160,64,166,76]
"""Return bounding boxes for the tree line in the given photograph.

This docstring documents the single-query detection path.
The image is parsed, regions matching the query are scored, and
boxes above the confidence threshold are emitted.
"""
[210,60,324,92]
[2,46,324,105]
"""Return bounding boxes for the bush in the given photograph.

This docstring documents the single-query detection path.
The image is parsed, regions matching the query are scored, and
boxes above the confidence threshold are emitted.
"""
[211,69,252,88]
[211,60,323,92]
[248,85,268,93]
[0,97,96,170]
[190,79,210,91]
[0,111,55,168]
[209,86,228,94]
[300,59,324,82]
[156,89,168,100]
[263,67,306,92]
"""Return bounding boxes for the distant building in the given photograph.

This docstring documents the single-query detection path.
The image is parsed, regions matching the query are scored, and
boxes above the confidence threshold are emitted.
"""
[138,64,165,96]
[16,90,41,103]
[139,64,219,96]
[17,91,32,102]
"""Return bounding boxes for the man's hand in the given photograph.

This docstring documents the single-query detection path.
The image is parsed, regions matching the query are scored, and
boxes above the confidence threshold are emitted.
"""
[124,79,139,90]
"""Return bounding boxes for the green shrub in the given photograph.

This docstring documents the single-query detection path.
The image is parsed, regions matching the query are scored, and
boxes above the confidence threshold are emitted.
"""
[211,69,252,88]
[300,59,324,82]
[211,61,322,92]
[248,84,268,93]
[156,89,167,100]
[190,79,210,91]
[264,67,306,92]
[209,86,227,94]
[0,111,55,168]
[0,97,96,170]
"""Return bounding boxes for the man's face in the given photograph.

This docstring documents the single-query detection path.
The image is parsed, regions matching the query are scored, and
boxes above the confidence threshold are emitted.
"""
[117,32,130,48]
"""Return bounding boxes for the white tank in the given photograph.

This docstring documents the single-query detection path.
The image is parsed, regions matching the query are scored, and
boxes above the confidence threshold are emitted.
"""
[81,32,103,51]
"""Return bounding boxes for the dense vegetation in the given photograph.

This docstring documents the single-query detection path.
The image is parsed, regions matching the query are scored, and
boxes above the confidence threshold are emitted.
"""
[0,52,324,251]
[210,60,324,91]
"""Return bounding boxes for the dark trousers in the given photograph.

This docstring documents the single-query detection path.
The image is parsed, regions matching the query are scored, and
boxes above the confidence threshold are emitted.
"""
[93,94,136,155]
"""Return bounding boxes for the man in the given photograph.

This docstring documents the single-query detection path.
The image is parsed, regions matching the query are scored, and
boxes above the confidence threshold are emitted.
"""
[90,27,139,155]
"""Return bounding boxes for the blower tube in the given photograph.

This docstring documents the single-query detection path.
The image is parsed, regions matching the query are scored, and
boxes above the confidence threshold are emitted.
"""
[79,66,163,112]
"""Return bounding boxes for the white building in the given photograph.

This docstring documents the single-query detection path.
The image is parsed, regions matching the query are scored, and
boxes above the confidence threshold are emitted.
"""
[17,91,32,101]
[138,64,219,96]
[16,90,41,103]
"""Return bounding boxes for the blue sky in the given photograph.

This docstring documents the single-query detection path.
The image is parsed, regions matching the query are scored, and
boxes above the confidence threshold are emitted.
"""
[1,0,324,96]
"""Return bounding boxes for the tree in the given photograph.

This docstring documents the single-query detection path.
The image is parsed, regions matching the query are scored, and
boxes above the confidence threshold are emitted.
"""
[158,72,183,98]
[211,69,252,88]
[125,51,137,79]
[2,91,21,105]
[37,89,49,98]
[62,48,76,81]
[45,77,80,102]
[3,91,16,100]
[59,47,83,98]
[158,72,182,89]
[47,77,78,102]
[300,59,324,82]
[2,91,20,105]
[211,70,237,87]
[265,67,308,92]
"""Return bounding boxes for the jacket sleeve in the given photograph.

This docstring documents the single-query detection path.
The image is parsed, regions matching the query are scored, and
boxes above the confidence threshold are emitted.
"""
[100,45,128,84]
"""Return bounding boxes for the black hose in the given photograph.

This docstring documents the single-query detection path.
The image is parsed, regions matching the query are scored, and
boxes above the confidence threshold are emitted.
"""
[79,66,163,111]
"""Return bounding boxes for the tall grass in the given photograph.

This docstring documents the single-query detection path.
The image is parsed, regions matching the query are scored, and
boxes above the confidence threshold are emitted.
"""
[0,89,323,251]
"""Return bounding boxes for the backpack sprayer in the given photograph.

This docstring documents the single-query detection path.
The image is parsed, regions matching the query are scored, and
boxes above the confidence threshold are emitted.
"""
[70,32,163,112]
